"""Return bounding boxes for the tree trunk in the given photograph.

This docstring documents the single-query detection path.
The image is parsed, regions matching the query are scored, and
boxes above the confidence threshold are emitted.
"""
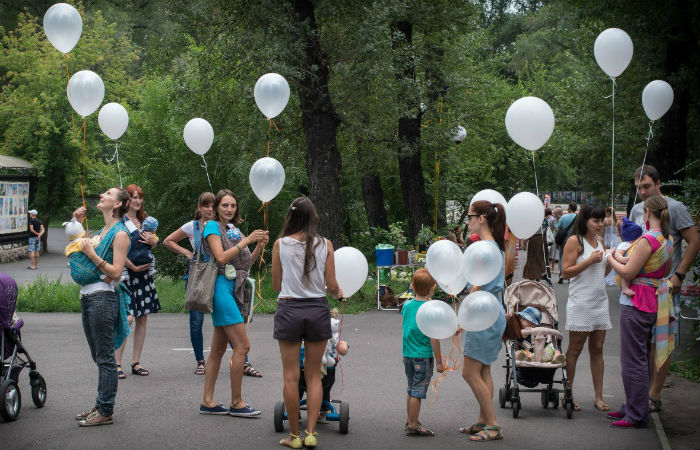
[651,0,694,189]
[361,171,388,232]
[394,20,429,241]
[292,0,343,247]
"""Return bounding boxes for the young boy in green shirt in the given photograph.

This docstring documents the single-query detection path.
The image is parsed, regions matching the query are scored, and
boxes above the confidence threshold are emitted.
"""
[401,268,445,436]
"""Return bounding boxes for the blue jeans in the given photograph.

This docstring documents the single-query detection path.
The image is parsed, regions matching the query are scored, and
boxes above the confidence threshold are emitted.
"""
[81,290,119,416]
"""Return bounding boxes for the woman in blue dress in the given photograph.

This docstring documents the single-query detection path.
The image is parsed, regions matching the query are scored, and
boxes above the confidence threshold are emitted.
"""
[460,200,507,442]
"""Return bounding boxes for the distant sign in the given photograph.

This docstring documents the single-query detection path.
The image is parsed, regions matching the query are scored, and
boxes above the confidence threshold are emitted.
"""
[0,180,29,235]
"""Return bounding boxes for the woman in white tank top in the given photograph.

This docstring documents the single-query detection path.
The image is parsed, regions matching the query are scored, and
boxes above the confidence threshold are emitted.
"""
[561,205,613,413]
[272,197,342,448]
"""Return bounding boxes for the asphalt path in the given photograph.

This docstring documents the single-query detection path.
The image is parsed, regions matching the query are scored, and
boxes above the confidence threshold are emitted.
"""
[3,281,661,450]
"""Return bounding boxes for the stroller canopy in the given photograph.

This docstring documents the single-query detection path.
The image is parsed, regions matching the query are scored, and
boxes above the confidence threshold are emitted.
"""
[0,272,19,329]
[504,280,558,324]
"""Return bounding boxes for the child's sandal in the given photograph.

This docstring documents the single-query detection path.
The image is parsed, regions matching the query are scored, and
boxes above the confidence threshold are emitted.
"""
[194,360,206,375]
[470,426,503,441]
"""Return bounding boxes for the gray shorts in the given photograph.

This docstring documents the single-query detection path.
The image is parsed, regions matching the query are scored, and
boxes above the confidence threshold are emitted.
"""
[273,297,332,342]
[403,357,434,399]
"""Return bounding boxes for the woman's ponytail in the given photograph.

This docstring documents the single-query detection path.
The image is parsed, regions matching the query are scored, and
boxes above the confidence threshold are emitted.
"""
[660,209,670,239]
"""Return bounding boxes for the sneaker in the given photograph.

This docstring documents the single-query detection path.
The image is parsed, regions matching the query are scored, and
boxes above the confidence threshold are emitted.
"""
[229,404,262,417]
[200,403,229,415]
[303,430,318,448]
[78,410,113,427]
[75,407,96,421]
[607,411,624,420]
[317,411,329,424]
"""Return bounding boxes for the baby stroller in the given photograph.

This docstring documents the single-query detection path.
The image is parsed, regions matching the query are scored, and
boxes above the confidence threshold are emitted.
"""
[0,272,47,422]
[498,280,574,419]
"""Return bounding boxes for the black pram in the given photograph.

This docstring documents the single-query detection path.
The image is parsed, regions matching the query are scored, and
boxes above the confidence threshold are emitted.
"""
[1,272,46,422]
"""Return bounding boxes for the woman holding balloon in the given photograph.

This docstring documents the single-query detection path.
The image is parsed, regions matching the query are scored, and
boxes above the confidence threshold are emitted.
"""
[272,197,343,449]
[459,200,507,442]
[561,204,612,412]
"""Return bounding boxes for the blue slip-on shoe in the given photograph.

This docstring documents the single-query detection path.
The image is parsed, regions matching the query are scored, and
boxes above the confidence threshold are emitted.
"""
[200,403,229,415]
[229,405,262,417]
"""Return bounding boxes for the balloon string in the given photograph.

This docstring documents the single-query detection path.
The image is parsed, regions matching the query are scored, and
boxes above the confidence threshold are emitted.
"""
[79,119,89,234]
[428,297,463,408]
[608,77,616,210]
[531,153,549,276]
[200,155,213,191]
[267,119,271,157]
[336,299,346,393]
[65,53,76,138]
[109,143,123,188]
[633,120,655,205]
[250,201,270,325]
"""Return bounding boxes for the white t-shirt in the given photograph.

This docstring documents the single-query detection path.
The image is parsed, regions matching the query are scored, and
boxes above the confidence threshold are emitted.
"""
[278,236,328,299]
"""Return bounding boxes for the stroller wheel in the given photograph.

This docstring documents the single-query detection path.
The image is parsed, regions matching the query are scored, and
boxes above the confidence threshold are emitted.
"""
[1,379,21,422]
[498,387,507,408]
[565,400,573,419]
[512,398,521,419]
[273,401,285,432]
[550,390,559,409]
[31,373,47,408]
[541,391,549,409]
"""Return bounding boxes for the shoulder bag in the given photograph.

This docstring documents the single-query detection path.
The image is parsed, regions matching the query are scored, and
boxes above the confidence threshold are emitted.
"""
[185,224,216,313]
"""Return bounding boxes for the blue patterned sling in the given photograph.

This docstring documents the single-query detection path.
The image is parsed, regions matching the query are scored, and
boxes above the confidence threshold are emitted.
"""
[69,221,131,349]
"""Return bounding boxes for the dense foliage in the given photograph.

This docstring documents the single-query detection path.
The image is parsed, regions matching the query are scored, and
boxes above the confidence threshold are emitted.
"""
[1,0,697,279]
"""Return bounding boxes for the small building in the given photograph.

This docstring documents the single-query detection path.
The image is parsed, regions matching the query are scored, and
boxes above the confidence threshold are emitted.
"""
[0,155,39,263]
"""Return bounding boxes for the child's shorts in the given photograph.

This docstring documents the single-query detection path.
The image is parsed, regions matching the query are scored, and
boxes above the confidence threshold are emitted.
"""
[403,357,434,399]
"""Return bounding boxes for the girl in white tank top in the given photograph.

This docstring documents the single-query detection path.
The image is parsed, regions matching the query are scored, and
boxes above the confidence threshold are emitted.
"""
[271,197,342,447]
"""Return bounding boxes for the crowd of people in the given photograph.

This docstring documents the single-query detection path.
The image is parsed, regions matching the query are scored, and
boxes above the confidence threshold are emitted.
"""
[60,163,697,446]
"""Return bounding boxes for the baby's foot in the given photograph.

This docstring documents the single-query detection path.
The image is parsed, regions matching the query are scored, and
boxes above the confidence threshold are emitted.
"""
[622,287,635,297]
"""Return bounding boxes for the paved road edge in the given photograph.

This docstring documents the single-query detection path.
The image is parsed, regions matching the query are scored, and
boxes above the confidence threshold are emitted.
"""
[651,412,672,450]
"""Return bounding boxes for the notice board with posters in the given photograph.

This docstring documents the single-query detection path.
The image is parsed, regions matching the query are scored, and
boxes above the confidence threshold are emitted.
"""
[0,179,30,236]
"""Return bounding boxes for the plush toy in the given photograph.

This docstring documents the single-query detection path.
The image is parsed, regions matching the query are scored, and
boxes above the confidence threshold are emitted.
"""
[63,218,100,257]
[322,317,340,368]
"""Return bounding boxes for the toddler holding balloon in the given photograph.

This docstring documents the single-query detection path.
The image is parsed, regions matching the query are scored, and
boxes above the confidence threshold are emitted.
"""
[401,268,445,437]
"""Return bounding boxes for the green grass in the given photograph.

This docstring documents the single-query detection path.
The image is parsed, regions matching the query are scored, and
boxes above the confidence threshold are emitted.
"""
[16,273,385,314]
[671,357,700,383]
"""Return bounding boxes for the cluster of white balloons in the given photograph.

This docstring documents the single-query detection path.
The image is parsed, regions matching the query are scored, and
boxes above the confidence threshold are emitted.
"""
[45,4,130,144]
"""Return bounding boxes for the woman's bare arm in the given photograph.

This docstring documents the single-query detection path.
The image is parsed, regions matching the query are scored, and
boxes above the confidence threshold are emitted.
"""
[271,239,282,292]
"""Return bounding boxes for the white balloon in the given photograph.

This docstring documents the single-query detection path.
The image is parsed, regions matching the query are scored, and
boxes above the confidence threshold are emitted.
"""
[506,192,545,239]
[594,28,633,78]
[98,103,129,140]
[183,118,214,155]
[249,157,285,202]
[470,189,507,208]
[642,80,674,121]
[254,73,290,119]
[457,291,502,332]
[425,240,463,286]
[461,240,502,286]
[453,125,467,143]
[416,300,459,340]
[67,70,104,118]
[334,247,369,298]
[438,270,468,296]
[43,3,82,54]
[505,97,555,151]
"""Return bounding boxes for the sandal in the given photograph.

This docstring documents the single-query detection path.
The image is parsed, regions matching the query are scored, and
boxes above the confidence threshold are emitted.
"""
[459,423,486,434]
[243,362,263,377]
[131,362,149,376]
[406,426,434,436]
[117,365,126,379]
[649,397,662,412]
[279,433,302,448]
[561,395,581,411]
[404,421,421,431]
[194,360,206,375]
[594,400,611,411]
[470,426,503,441]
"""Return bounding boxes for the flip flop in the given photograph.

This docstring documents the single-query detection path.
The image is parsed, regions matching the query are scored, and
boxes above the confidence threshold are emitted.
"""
[594,400,611,411]
[470,426,503,441]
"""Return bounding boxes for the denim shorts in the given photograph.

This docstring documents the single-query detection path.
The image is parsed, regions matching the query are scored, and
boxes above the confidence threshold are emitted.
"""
[403,357,434,399]
[28,237,41,252]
